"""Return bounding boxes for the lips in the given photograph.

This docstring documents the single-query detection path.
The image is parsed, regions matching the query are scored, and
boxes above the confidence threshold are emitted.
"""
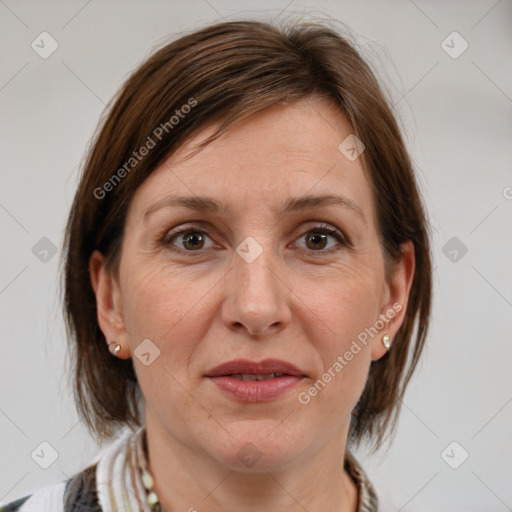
[205,359,307,378]
[205,359,307,402]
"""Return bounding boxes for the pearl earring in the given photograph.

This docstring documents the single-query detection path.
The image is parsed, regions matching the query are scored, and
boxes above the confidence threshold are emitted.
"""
[109,341,121,356]
[382,334,391,351]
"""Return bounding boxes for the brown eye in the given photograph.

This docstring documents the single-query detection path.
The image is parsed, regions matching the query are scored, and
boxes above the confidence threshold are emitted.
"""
[295,224,348,253]
[305,232,329,250]
[162,223,348,257]
[163,227,214,252]
[181,231,205,250]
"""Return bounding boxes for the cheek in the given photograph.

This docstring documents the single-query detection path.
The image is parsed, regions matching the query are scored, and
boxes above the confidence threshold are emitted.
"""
[121,262,219,370]
[122,262,194,335]
[295,265,382,348]
[121,265,207,423]
[292,268,380,406]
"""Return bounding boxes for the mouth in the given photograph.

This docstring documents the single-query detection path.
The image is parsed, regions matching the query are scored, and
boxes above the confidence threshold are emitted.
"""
[228,373,287,381]
[205,359,307,403]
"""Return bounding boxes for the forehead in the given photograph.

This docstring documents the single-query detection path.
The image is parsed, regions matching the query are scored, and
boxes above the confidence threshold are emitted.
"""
[127,98,376,226]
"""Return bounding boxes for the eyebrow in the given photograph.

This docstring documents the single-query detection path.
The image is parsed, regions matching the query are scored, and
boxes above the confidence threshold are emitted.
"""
[143,193,366,224]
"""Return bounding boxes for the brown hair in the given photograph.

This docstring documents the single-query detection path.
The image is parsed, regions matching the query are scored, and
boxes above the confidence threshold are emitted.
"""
[60,20,432,448]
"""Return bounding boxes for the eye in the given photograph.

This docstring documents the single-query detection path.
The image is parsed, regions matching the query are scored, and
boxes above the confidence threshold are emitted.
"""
[162,226,215,253]
[294,223,348,253]
[161,222,349,256]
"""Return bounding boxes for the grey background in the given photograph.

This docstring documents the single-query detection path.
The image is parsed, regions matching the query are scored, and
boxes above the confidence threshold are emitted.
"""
[1,1,511,510]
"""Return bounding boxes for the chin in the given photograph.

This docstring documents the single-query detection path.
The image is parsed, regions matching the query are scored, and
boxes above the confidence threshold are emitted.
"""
[205,424,307,472]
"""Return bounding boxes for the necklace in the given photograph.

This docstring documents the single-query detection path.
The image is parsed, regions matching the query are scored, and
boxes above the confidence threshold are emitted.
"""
[140,429,163,511]
[141,466,163,511]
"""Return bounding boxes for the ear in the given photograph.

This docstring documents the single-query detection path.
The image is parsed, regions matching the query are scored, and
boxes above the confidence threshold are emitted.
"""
[371,240,415,361]
[89,250,131,359]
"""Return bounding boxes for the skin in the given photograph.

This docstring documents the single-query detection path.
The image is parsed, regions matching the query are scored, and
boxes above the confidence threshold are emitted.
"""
[90,97,415,512]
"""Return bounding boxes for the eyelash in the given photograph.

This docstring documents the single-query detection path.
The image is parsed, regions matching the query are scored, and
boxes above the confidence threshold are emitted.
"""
[160,223,350,257]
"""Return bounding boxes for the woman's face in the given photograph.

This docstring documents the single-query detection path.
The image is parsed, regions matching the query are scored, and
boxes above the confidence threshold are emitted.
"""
[91,97,413,471]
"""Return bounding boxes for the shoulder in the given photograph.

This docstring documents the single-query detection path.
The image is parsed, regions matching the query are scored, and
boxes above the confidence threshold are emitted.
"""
[0,494,32,512]
[0,463,100,512]
[0,480,66,512]
[63,462,101,511]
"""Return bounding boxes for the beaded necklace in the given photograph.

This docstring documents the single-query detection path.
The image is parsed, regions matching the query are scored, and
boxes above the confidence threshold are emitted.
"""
[140,429,163,511]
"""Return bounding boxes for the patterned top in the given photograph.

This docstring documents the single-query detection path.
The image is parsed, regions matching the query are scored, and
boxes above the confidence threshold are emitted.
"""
[0,429,379,511]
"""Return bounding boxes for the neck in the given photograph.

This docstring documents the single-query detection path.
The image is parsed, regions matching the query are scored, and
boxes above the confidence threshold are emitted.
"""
[144,410,358,512]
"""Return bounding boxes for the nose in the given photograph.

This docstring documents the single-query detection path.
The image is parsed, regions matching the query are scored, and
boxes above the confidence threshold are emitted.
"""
[221,246,291,337]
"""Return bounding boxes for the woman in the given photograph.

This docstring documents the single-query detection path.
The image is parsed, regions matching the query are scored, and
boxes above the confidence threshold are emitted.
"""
[1,19,431,512]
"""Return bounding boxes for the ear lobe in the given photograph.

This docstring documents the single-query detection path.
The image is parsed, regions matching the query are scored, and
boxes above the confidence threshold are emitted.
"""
[89,250,129,356]
[371,240,415,361]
